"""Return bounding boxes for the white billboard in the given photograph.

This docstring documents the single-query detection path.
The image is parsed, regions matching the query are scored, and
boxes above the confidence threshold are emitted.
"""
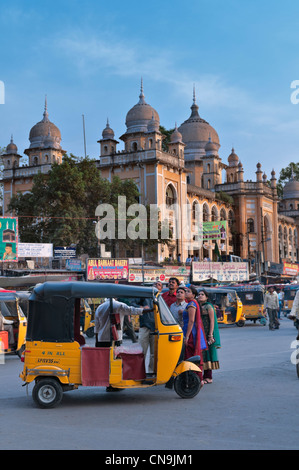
[18,243,53,258]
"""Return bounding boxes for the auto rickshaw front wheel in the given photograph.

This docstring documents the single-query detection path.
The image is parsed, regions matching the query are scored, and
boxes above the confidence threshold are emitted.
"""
[174,371,201,399]
[32,378,63,408]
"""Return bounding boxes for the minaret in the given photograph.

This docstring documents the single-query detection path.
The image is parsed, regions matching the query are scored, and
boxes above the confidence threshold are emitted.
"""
[2,135,22,169]
[98,118,119,156]
[168,123,185,160]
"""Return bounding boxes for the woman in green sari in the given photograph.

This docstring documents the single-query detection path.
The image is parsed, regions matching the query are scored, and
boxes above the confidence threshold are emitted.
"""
[197,289,221,384]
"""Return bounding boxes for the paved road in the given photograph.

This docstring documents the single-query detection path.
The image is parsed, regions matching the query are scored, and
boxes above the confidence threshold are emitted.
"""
[0,317,298,450]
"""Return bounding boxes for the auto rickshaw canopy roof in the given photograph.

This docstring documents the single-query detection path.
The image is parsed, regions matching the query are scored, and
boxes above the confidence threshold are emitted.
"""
[30,281,158,301]
[26,282,158,343]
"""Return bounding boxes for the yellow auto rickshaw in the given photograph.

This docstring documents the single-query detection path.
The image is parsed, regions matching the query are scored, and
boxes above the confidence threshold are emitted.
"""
[281,285,299,316]
[200,287,245,326]
[20,282,202,408]
[226,285,266,325]
[0,291,28,357]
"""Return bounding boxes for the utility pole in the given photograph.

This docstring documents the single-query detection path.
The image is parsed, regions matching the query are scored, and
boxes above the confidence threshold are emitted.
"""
[82,114,87,158]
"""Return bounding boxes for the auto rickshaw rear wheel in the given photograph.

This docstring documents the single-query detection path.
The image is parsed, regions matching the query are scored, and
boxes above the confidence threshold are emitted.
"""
[174,371,201,399]
[32,378,63,408]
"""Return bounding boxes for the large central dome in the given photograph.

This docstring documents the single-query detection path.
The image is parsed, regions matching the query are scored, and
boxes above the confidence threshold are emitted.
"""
[125,81,160,134]
[178,89,220,159]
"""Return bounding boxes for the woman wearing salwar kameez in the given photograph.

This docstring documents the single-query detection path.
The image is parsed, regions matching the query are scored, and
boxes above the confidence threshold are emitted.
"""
[197,289,221,384]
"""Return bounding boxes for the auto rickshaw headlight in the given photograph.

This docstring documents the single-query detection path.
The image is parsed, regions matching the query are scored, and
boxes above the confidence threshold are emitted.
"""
[169,334,181,342]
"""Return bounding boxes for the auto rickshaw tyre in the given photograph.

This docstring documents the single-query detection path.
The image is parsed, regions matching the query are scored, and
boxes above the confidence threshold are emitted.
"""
[174,371,201,399]
[85,327,95,338]
[236,320,245,327]
[32,378,63,408]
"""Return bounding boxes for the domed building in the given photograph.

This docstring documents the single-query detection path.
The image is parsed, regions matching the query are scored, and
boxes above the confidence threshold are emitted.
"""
[178,88,220,161]
[1,82,298,271]
[24,98,65,166]
[1,98,65,215]
[119,80,161,153]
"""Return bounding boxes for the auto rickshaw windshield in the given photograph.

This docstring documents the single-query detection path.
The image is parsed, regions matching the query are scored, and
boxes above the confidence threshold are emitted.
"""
[158,295,178,325]
[0,300,18,317]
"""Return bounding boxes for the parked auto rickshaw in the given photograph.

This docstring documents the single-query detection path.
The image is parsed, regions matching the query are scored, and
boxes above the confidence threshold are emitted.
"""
[226,285,266,325]
[80,298,94,337]
[281,285,299,316]
[0,291,28,357]
[198,287,245,327]
[20,282,203,408]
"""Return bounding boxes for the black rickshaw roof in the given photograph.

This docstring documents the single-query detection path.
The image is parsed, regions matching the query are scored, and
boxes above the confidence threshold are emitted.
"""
[196,286,238,294]
[30,281,158,301]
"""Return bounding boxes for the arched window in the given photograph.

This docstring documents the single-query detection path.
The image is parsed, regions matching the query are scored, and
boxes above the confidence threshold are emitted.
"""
[220,208,226,221]
[203,203,209,222]
[192,201,200,221]
[211,206,218,221]
[132,142,138,152]
[166,185,176,207]
[247,218,254,233]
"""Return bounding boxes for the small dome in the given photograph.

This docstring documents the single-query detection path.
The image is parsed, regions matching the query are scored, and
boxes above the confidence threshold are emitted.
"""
[125,80,160,134]
[283,171,299,199]
[205,136,217,152]
[29,98,61,149]
[228,147,239,166]
[102,119,115,140]
[147,113,160,133]
[170,123,183,143]
[6,136,18,154]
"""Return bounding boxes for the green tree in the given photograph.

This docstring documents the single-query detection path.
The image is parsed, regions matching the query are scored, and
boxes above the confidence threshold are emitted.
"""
[9,155,140,256]
[160,125,174,152]
[8,155,171,257]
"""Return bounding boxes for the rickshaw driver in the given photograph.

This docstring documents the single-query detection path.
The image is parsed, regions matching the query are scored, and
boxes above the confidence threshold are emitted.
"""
[94,298,151,347]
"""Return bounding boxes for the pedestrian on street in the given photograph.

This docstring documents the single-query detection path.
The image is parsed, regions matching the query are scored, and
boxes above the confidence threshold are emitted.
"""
[170,287,187,328]
[182,285,207,386]
[264,286,280,330]
[162,277,180,307]
[197,288,221,384]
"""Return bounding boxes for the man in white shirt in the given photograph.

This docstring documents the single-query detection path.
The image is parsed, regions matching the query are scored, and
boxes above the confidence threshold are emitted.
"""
[94,298,150,347]
[264,286,279,330]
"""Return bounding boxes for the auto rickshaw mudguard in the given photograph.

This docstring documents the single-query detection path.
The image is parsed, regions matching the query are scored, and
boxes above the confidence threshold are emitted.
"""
[21,366,70,385]
[173,358,201,377]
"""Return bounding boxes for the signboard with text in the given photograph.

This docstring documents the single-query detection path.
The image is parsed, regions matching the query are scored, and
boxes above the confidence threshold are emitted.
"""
[192,261,249,282]
[18,243,53,258]
[87,258,129,281]
[283,262,299,277]
[0,217,18,262]
[199,221,227,241]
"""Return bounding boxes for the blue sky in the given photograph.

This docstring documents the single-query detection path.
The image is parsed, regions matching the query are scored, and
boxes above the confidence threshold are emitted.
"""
[1,0,299,181]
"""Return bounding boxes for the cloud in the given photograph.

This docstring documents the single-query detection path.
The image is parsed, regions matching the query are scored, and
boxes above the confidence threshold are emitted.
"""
[55,32,295,139]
